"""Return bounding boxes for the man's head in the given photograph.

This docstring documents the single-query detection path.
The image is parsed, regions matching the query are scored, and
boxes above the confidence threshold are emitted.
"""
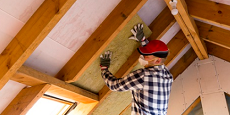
[137,40,168,66]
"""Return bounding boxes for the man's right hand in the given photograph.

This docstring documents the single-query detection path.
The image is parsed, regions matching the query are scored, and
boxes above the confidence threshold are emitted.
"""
[129,23,146,42]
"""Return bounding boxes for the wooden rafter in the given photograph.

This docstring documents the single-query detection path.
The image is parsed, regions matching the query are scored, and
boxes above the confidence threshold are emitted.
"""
[206,42,230,62]
[182,97,201,115]
[119,103,131,115]
[0,0,77,90]
[164,0,208,60]
[11,66,98,103]
[165,30,189,66]
[170,47,197,79]
[195,20,230,62]
[197,21,230,50]
[148,7,176,40]
[187,0,230,29]
[55,0,148,82]
[2,84,51,115]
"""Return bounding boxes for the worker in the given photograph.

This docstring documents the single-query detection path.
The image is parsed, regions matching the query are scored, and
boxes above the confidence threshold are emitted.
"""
[100,24,173,115]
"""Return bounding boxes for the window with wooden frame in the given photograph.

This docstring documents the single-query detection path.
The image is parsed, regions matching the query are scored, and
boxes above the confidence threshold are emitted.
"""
[26,94,77,115]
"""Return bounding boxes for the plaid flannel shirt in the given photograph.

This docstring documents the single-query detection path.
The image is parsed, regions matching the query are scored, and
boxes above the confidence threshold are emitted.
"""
[101,65,173,115]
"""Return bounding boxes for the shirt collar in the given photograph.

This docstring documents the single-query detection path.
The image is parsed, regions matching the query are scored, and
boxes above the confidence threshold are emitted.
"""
[146,65,165,70]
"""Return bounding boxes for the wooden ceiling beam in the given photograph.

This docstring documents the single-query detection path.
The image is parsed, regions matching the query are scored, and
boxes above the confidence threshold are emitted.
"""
[195,20,230,62]
[164,0,208,60]
[1,84,50,115]
[148,7,176,40]
[11,66,98,103]
[165,30,189,66]
[119,103,131,115]
[55,0,148,82]
[0,0,77,90]
[196,21,230,50]
[187,0,230,29]
[170,47,197,79]
[182,97,201,115]
[206,41,230,62]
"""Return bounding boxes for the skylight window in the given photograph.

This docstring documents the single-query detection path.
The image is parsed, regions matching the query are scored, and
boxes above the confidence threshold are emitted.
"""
[26,94,77,115]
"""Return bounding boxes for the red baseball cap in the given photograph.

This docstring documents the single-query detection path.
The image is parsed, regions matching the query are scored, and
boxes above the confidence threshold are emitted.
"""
[137,40,168,58]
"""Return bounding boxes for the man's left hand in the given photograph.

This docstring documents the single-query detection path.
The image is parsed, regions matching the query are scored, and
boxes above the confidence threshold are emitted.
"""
[100,51,112,70]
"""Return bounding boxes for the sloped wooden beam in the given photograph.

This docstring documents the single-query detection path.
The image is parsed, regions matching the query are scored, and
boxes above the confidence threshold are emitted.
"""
[187,0,230,28]
[195,20,230,62]
[206,42,230,62]
[0,0,77,90]
[170,48,197,79]
[148,7,176,40]
[55,0,148,82]
[196,21,230,50]
[1,84,50,115]
[165,30,189,66]
[119,103,131,115]
[11,66,98,103]
[164,0,208,59]
[182,97,201,115]
[170,20,230,78]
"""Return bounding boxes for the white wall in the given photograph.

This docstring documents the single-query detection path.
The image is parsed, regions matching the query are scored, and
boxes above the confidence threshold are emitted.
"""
[168,55,230,115]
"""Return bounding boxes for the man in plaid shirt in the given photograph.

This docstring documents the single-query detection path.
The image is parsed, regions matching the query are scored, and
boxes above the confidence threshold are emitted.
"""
[100,24,173,115]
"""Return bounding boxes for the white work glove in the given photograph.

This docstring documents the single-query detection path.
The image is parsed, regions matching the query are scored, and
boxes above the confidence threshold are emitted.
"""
[100,51,112,70]
[129,23,146,42]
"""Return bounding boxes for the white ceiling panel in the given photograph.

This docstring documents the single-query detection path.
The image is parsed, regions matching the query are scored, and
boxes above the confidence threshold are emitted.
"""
[48,0,121,52]
[24,37,75,76]
[0,9,24,38]
[0,0,44,23]
[137,0,166,26]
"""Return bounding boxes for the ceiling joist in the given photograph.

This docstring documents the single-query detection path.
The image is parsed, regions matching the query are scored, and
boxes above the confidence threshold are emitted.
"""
[164,0,208,60]
[2,84,51,115]
[165,30,189,66]
[187,0,230,29]
[11,66,98,103]
[197,21,230,50]
[194,20,230,62]
[55,0,148,82]
[119,103,131,115]
[148,7,176,40]
[170,47,197,79]
[182,97,201,115]
[0,0,77,90]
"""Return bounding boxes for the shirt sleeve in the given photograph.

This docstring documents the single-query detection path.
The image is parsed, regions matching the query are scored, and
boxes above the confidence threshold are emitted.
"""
[141,38,149,47]
[101,69,145,92]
